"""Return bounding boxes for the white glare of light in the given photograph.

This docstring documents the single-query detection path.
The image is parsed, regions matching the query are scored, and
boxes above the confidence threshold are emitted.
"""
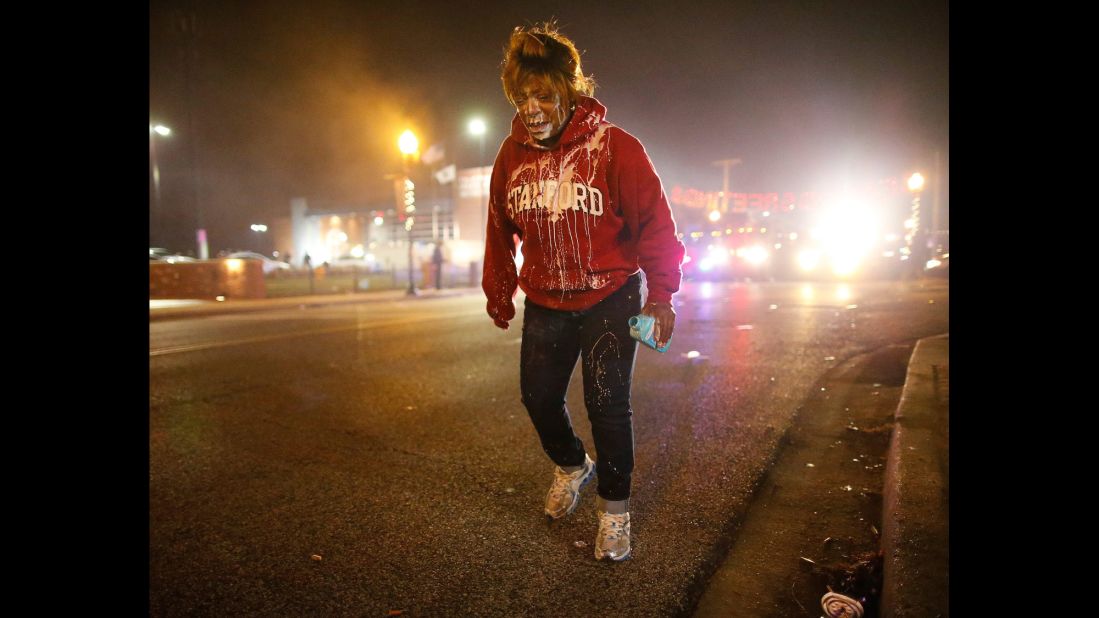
[682,254,692,265]
[774,243,783,250]
[711,230,722,237]
[700,282,713,299]
[374,216,384,226]
[789,232,798,241]
[468,118,486,136]
[706,244,728,264]
[907,173,925,192]
[900,247,911,255]
[760,227,767,233]
[926,259,942,269]
[225,258,244,273]
[798,249,821,271]
[831,255,860,277]
[699,257,715,271]
[883,250,895,258]
[708,210,721,222]
[215,295,226,301]
[904,219,916,230]
[885,233,899,242]
[744,245,768,265]
[350,245,365,258]
[686,350,701,359]
[801,285,814,300]
[835,285,851,301]
[810,228,822,240]
[762,211,770,217]
[152,124,171,136]
[398,129,419,155]
[250,224,267,232]
[900,255,910,261]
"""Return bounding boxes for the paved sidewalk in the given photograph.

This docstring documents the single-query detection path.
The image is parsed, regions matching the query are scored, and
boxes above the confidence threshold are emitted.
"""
[881,334,949,617]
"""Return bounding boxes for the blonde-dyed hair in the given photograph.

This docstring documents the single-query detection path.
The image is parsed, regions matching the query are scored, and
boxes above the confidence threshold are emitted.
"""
[501,22,596,110]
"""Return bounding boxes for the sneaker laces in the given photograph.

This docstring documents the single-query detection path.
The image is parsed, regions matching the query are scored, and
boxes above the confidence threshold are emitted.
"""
[548,466,582,501]
[599,513,628,541]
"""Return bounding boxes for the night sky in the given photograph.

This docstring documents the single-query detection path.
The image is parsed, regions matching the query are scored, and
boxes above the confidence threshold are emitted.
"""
[149,0,948,254]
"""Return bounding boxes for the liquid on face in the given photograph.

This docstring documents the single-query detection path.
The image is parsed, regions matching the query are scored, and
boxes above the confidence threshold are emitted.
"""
[513,80,569,146]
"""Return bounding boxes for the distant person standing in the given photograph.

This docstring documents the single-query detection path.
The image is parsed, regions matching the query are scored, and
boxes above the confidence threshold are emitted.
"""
[481,22,685,561]
[303,252,312,271]
[432,242,445,290]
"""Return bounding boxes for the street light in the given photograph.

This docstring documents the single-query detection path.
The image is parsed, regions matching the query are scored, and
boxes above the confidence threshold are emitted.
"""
[468,118,486,164]
[399,129,420,296]
[468,117,489,242]
[905,172,926,277]
[149,123,172,212]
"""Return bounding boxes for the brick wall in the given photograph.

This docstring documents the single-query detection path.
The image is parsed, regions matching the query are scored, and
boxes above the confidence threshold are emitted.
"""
[150,259,267,300]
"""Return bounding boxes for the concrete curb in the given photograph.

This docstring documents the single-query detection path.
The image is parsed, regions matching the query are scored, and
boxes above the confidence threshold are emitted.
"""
[881,334,949,617]
[148,287,479,321]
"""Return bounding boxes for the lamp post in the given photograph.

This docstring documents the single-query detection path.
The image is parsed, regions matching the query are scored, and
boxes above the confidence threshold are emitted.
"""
[399,129,420,296]
[468,118,486,164]
[906,172,926,277]
[149,124,172,212]
[468,117,488,243]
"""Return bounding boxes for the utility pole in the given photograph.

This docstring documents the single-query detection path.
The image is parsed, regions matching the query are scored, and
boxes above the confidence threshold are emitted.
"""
[711,158,742,212]
[932,149,943,233]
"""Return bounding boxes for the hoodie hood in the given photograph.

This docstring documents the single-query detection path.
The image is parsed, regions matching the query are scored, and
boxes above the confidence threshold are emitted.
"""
[509,95,608,150]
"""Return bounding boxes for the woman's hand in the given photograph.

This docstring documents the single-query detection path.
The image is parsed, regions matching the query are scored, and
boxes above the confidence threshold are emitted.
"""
[641,301,676,349]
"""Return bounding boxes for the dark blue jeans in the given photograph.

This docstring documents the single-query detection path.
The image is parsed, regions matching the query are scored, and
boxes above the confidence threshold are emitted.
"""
[520,274,642,501]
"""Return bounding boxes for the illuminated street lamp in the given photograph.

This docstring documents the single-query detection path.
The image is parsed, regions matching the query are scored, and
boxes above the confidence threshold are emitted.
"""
[907,173,925,192]
[149,123,172,212]
[905,172,927,277]
[399,129,420,295]
[468,117,489,243]
[468,118,486,163]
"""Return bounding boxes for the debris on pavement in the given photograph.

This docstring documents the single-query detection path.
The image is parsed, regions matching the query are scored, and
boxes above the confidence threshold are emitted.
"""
[310,554,322,561]
[821,590,864,618]
[573,540,588,548]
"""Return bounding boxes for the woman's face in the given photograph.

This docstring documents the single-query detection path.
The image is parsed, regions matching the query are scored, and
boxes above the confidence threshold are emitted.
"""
[513,78,570,145]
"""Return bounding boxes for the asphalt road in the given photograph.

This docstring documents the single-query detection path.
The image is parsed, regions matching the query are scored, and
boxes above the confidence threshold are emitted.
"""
[149,278,948,616]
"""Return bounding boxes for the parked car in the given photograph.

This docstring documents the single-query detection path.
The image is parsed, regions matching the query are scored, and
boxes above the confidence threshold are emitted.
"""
[150,248,198,264]
[225,251,291,274]
[327,253,379,272]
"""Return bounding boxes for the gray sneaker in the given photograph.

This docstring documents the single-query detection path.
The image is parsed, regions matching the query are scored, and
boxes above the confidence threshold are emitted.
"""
[594,511,631,561]
[544,454,595,520]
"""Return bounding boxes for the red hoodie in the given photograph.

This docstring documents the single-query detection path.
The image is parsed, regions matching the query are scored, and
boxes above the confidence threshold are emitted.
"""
[482,96,685,327]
